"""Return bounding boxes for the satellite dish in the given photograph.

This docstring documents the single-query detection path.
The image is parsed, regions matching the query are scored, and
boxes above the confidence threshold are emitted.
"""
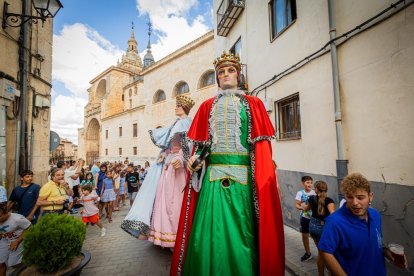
[50,131,60,151]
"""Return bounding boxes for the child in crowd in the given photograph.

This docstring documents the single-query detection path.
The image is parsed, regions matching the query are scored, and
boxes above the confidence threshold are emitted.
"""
[0,202,31,275]
[113,168,120,211]
[295,175,316,262]
[139,168,146,183]
[302,181,335,276]
[65,194,77,214]
[80,184,106,237]
[118,171,126,208]
[81,172,94,187]
[101,170,116,222]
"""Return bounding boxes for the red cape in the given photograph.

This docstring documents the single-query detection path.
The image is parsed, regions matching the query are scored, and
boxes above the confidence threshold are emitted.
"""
[171,94,285,275]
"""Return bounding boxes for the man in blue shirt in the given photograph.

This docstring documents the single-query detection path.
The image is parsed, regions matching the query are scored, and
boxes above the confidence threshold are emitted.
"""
[7,170,40,224]
[318,173,407,275]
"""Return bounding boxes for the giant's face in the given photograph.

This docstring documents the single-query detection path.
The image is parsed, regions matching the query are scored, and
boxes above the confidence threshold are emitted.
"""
[217,65,238,90]
[175,104,186,117]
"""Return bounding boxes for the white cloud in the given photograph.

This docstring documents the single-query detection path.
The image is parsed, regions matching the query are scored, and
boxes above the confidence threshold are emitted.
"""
[136,0,210,61]
[51,2,211,144]
[53,23,123,97]
[51,94,88,144]
[136,0,198,16]
[52,23,123,144]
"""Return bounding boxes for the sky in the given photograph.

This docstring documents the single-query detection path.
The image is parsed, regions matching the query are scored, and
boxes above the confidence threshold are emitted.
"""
[50,0,213,144]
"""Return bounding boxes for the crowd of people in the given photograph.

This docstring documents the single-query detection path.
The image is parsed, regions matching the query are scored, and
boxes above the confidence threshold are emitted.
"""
[0,158,150,275]
[0,52,409,276]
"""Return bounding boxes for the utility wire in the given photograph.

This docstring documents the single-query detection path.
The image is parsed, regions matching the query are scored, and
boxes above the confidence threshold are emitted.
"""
[252,0,413,95]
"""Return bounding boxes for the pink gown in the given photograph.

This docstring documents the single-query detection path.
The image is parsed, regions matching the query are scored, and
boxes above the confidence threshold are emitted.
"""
[149,144,187,247]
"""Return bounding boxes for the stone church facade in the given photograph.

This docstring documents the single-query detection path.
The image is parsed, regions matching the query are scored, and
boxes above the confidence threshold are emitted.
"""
[78,30,215,165]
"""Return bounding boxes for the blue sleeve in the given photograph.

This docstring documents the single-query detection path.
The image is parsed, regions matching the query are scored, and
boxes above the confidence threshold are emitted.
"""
[9,188,16,201]
[318,218,339,254]
[33,185,40,197]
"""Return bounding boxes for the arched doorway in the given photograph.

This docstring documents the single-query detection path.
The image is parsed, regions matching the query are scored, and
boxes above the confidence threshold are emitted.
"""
[86,118,100,165]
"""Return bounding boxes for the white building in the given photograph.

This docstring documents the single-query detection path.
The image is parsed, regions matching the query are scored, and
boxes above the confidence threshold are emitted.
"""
[213,0,414,269]
[78,30,216,165]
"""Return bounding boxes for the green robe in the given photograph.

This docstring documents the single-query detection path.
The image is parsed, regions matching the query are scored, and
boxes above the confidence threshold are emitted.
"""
[184,99,257,275]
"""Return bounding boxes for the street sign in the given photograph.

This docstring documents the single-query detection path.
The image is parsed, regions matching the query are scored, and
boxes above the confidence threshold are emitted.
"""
[50,131,60,151]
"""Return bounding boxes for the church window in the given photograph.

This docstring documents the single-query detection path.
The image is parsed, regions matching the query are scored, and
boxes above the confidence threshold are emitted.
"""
[133,147,137,155]
[105,148,108,155]
[198,70,215,88]
[153,90,166,103]
[129,99,132,109]
[119,147,122,156]
[174,81,189,97]
[119,127,122,137]
[105,130,108,139]
[133,123,138,137]
[129,89,132,97]
[134,87,137,95]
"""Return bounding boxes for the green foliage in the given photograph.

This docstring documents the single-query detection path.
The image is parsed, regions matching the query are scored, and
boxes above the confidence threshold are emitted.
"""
[22,214,86,273]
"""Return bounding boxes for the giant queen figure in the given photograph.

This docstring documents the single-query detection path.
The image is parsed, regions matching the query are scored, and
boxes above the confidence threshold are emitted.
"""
[171,52,285,275]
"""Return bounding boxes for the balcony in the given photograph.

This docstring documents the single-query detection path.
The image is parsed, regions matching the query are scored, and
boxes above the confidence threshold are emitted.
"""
[217,0,245,37]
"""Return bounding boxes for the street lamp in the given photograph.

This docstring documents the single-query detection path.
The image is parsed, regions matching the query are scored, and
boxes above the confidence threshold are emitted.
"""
[2,0,63,29]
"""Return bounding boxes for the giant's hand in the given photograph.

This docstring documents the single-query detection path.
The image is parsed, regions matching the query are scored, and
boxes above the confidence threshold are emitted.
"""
[157,154,165,164]
[187,155,203,172]
[171,158,182,169]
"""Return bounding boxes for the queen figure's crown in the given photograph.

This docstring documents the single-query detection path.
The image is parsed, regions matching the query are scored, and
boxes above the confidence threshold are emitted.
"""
[213,51,241,71]
[176,95,195,113]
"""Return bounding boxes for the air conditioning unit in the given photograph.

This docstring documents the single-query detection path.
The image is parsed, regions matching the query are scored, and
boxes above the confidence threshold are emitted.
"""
[35,94,51,108]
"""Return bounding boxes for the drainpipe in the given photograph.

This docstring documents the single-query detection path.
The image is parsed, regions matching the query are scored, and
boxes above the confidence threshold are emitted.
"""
[29,127,34,170]
[0,105,7,188]
[328,0,348,202]
[18,0,29,173]
[14,120,21,187]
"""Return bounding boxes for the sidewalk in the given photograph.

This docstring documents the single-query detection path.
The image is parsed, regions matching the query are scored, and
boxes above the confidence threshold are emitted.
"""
[6,207,315,275]
[81,206,171,275]
[284,225,319,276]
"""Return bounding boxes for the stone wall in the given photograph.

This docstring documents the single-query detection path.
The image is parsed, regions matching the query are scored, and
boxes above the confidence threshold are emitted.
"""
[99,32,216,163]
[1,0,54,189]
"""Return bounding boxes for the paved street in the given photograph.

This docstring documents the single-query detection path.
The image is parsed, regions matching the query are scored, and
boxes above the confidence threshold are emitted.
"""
[82,206,171,275]
[82,206,295,276]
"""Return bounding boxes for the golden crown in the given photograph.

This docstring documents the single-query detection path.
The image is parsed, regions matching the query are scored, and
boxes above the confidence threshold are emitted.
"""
[176,95,195,111]
[213,51,241,71]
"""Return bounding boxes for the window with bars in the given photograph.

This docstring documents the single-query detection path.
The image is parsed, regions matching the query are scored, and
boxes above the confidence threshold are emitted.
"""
[269,0,297,40]
[275,93,301,139]
[133,123,137,137]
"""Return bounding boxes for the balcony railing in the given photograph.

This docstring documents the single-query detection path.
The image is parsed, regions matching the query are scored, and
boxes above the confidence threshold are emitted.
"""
[217,0,245,37]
